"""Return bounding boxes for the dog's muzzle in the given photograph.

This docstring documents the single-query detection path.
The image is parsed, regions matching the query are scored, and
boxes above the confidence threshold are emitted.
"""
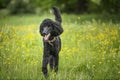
[43,33,51,41]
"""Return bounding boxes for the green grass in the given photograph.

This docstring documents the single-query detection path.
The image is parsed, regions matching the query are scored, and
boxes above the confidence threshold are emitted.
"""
[0,14,120,80]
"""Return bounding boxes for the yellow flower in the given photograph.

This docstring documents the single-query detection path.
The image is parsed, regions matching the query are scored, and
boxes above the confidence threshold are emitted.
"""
[27,49,30,53]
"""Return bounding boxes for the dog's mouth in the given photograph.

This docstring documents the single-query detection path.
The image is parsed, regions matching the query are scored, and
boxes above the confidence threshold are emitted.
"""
[44,33,51,41]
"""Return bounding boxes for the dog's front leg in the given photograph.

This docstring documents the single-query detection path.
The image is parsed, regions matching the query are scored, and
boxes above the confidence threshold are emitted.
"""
[49,56,54,70]
[42,56,49,78]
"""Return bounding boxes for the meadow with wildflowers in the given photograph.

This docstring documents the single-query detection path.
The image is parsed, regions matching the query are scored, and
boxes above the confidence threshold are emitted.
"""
[0,14,120,80]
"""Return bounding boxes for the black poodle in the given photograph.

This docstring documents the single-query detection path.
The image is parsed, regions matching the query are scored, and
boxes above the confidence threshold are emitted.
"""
[39,7,63,77]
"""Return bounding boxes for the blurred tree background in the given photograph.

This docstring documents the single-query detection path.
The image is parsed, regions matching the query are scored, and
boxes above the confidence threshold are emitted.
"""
[0,0,120,14]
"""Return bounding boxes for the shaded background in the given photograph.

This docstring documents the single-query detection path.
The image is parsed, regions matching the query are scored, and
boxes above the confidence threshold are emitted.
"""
[0,0,120,14]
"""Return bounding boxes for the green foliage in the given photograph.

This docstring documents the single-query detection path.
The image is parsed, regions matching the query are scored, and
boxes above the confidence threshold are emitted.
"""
[0,14,120,79]
[100,0,120,13]
[56,0,77,12]
[7,0,35,14]
[0,0,10,8]
[0,0,120,14]
[88,0,100,13]
[33,0,56,10]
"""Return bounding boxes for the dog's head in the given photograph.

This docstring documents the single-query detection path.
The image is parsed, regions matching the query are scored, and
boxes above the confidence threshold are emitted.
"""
[41,26,52,41]
[40,19,54,41]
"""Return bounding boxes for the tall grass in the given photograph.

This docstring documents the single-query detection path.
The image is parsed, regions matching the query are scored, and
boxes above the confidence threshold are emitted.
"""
[0,14,120,80]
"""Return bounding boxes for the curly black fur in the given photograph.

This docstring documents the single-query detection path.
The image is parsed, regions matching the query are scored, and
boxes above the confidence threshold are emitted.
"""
[39,7,63,78]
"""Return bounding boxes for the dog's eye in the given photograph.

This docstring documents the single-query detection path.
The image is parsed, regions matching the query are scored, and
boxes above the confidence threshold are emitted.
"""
[48,25,50,27]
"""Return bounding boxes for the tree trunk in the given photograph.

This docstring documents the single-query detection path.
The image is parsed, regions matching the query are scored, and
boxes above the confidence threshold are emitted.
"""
[76,0,88,13]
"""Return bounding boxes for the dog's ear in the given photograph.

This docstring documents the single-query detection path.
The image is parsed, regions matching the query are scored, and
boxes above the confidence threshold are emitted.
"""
[39,24,43,36]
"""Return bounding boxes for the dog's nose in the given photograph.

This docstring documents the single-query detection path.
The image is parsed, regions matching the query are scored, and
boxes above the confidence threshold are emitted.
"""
[42,32,46,36]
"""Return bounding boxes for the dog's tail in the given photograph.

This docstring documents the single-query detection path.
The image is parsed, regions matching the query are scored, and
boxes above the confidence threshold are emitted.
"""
[52,7,62,23]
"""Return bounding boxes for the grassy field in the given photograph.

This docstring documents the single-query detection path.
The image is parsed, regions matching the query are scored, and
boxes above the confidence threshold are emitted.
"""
[0,14,120,80]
